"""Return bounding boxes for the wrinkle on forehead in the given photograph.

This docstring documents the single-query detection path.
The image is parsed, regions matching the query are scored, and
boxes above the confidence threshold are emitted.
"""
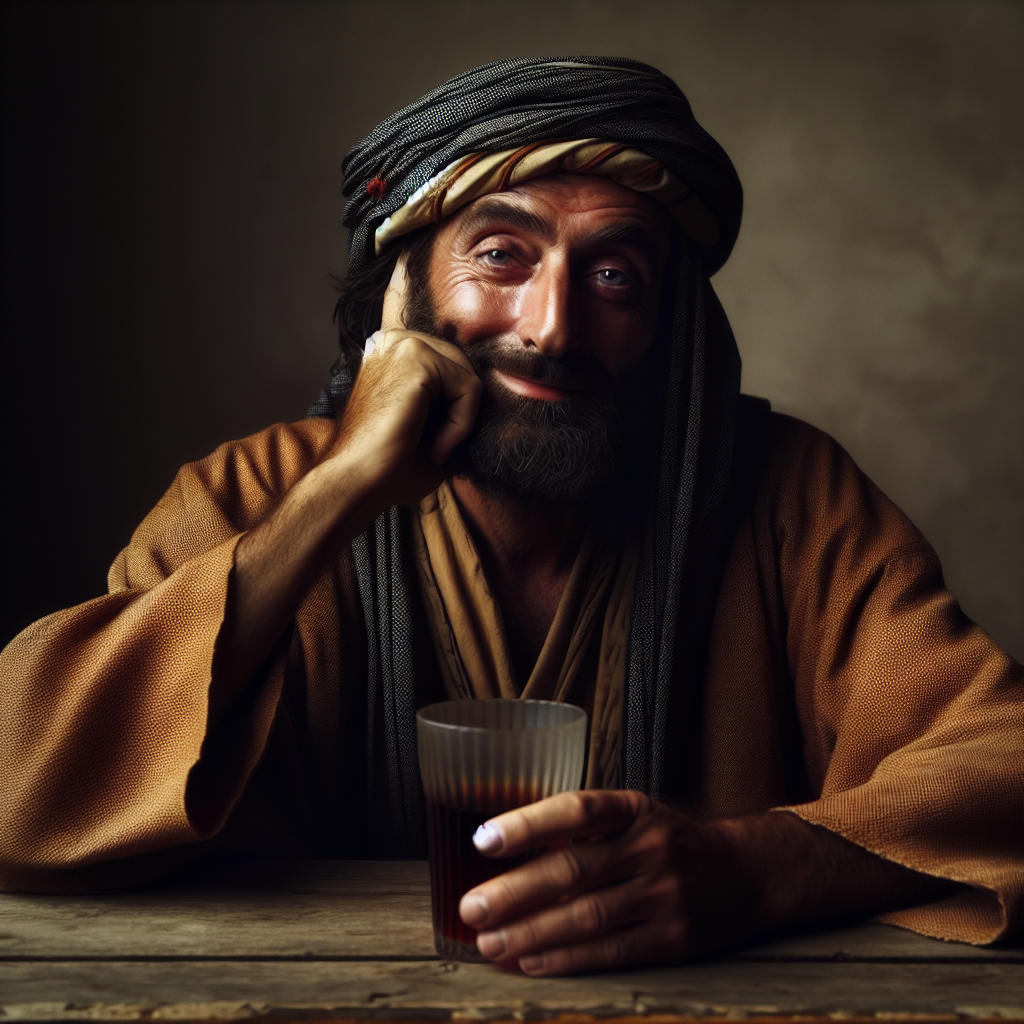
[444,173,672,259]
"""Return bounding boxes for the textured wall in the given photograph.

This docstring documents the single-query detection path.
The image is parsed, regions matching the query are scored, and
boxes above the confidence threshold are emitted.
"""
[3,0,1021,658]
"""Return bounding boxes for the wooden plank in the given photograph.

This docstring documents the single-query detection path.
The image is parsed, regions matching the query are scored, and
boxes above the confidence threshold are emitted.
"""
[0,862,435,960]
[0,959,1019,1020]
[2,861,1014,964]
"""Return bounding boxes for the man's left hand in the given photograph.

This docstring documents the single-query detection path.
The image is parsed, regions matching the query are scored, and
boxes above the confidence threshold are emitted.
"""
[458,790,759,975]
[459,789,963,976]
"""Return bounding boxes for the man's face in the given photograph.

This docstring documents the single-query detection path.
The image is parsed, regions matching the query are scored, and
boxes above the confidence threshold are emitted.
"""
[409,172,672,504]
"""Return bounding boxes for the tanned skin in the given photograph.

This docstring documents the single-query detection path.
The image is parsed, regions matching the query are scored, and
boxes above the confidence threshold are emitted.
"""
[216,173,957,974]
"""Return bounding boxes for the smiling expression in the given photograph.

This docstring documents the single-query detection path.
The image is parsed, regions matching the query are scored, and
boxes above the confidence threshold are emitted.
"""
[424,171,672,393]
[403,171,673,504]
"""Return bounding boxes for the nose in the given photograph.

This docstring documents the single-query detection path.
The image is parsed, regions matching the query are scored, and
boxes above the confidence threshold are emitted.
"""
[516,254,576,358]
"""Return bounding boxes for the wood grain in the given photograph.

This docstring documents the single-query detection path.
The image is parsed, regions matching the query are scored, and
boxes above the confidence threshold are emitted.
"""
[2,860,1019,1021]
[0,861,435,959]
[1,959,1021,1020]
[2,861,1013,962]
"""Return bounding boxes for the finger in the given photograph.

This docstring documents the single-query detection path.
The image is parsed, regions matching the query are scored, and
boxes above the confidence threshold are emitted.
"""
[474,873,657,962]
[380,252,409,331]
[517,920,681,977]
[380,328,477,377]
[475,790,648,858]
[460,833,643,930]
[430,381,481,463]
[396,341,480,459]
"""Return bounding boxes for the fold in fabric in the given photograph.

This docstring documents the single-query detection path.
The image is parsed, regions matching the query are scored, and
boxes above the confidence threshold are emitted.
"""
[410,482,639,789]
[374,139,719,253]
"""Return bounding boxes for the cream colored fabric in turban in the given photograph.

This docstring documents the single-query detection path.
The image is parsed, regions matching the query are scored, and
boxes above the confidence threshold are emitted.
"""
[373,138,720,253]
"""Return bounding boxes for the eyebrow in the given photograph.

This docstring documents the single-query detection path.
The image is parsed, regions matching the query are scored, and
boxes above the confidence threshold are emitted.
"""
[582,223,661,266]
[455,194,664,269]
[455,196,555,242]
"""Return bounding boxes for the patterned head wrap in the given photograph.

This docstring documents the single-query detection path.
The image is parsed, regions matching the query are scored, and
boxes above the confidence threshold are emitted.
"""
[342,57,741,275]
[312,58,767,857]
[372,139,720,254]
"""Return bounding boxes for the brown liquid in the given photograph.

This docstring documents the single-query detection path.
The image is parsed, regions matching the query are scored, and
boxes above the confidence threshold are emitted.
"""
[426,795,534,961]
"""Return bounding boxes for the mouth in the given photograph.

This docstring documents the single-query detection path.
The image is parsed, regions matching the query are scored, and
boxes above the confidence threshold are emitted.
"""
[491,368,589,402]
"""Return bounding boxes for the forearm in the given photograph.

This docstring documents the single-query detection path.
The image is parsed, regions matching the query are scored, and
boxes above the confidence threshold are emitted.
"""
[212,450,381,711]
[715,810,963,934]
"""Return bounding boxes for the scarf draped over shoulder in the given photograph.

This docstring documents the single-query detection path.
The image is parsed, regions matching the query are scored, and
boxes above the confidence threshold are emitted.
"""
[310,57,748,856]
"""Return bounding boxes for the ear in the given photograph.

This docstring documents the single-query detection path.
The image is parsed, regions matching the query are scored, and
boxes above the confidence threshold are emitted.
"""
[381,251,410,331]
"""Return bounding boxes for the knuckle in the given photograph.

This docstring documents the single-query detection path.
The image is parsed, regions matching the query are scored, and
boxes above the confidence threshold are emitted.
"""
[546,847,585,889]
[516,915,541,949]
[571,894,610,934]
[625,789,654,819]
[640,824,673,862]
[598,931,629,967]
[564,790,590,825]
[391,334,417,357]
[655,871,684,909]
[490,873,521,912]
[566,789,601,827]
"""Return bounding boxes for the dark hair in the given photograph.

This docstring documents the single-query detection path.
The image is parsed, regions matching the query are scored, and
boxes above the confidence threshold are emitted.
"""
[331,228,436,378]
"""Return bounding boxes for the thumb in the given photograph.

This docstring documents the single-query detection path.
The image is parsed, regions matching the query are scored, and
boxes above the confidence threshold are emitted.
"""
[381,251,410,331]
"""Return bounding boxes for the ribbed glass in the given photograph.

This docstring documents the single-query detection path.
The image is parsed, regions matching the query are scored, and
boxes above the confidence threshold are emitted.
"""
[416,699,587,961]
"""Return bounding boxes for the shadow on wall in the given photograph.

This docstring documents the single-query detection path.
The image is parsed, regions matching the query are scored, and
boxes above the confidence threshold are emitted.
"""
[2,0,1021,659]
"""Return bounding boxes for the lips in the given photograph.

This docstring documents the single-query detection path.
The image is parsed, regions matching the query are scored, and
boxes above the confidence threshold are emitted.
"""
[491,368,589,402]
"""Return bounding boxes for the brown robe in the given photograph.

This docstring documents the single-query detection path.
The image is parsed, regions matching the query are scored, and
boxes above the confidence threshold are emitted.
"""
[1,412,1020,945]
[411,481,638,790]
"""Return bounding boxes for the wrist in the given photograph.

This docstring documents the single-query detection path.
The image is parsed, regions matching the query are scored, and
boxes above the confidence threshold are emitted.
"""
[320,433,408,521]
[705,811,812,934]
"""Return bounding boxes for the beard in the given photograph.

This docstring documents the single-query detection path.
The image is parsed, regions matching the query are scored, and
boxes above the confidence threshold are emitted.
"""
[404,272,655,507]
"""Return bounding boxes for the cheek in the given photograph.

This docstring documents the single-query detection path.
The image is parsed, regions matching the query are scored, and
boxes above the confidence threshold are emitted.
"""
[432,268,519,341]
[580,306,657,377]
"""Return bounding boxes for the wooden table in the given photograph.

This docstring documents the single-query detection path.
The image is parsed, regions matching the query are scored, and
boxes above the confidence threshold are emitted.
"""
[1,860,1020,1021]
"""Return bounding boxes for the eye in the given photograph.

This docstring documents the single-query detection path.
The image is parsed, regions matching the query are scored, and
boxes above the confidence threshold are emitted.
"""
[479,248,513,266]
[594,267,630,287]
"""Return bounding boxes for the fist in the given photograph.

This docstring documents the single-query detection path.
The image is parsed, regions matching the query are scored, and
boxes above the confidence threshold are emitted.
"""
[330,254,482,510]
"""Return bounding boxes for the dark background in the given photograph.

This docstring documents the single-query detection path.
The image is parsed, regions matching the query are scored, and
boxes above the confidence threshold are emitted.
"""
[3,0,1021,659]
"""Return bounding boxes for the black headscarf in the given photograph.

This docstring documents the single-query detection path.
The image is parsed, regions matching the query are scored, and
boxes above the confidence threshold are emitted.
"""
[311,57,759,857]
[342,57,741,275]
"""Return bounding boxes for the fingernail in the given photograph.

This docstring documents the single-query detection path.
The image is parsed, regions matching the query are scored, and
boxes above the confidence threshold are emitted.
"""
[519,954,545,974]
[473,822,503,853]
[476,930,506,958]
[459,892,489,926]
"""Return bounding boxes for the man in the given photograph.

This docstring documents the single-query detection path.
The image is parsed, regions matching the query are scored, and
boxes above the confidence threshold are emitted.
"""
[1,58,1020,975]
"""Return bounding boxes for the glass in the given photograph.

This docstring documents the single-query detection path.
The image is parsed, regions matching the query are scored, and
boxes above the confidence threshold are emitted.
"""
[416,698,588,961]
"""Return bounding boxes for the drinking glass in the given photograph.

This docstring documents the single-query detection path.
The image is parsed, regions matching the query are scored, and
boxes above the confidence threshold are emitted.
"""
[416,698,587,961]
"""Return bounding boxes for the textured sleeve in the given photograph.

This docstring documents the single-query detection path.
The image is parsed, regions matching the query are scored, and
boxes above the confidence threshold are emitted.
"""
[765,416,1023,944]
[0,419,335,892]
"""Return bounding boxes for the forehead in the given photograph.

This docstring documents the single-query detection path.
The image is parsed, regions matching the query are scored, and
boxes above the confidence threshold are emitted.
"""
[442,171,672,242]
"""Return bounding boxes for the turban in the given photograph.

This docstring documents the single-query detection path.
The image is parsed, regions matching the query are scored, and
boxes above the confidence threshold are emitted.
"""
[342,57,742,275]
[372,139,721,255]
[311,57,768,857]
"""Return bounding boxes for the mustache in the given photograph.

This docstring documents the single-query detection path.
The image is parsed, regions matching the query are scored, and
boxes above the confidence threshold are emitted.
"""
[463,335,613,395]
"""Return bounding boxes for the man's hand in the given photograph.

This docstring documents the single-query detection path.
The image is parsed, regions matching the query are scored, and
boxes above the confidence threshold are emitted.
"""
[459,790,959,976]
[332,254,482,510]
[215,255,480,709]
[458,790,752,975]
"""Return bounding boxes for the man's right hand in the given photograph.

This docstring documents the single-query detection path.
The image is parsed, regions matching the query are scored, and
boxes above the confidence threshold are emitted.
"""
[216,253,480,707]
[329,254,482,510]
[335,327,481,509]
